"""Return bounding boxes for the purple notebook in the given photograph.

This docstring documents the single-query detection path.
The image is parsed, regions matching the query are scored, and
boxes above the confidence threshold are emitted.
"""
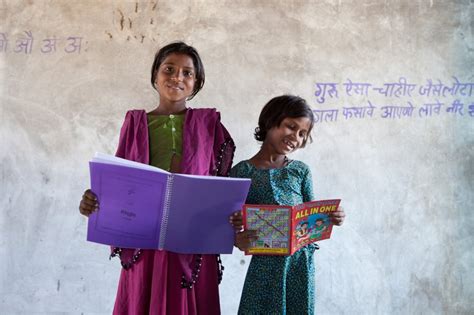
[87,153,251,254]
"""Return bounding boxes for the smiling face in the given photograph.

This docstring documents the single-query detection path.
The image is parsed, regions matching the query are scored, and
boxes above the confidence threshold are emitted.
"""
[254,95,314,148]
[264,116,312,155]
[154,53,196,106]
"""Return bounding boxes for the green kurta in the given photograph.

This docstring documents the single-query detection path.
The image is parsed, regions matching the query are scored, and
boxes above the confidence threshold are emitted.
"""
[147,113,184,170]
[230,160,318,315]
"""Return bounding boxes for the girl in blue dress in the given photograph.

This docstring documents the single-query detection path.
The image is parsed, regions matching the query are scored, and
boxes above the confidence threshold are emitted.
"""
[229,95,346,314]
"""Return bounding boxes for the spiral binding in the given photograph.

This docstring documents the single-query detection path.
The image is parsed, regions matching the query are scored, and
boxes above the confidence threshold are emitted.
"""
[159,174,174,250]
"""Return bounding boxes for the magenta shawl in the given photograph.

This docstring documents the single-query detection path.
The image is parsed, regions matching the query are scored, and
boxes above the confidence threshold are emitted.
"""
[112,108,234,315]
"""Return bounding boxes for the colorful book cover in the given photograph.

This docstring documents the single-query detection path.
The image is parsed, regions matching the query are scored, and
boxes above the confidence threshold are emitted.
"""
[243,199,341,255]
[87,153,251,254]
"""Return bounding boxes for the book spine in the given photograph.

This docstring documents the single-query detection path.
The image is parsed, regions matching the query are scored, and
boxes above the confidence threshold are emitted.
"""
[289,207,294,255]
[158,174,174,250]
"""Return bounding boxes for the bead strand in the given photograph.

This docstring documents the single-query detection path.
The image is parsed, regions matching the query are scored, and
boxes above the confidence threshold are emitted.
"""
[217,254,225,284]
[181,254,203,289]
[214,138,235,176]
[109,247,142,270]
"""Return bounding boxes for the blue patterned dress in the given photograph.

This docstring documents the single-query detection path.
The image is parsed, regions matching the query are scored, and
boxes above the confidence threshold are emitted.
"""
[230,160,318,315]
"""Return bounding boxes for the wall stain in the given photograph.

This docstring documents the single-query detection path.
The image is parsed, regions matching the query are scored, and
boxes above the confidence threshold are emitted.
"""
[57,280,60,292]
[41,172,50,184]
[118,10,125,31]
[110,2,161,42]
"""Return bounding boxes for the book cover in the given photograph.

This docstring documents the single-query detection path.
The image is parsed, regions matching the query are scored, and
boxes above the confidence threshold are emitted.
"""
[87,153,251,254]
[243,199,341,255]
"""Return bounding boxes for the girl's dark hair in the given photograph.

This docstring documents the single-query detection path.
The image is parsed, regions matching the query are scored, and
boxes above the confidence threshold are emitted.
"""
[254,95,315,147]
[150,41,205,100]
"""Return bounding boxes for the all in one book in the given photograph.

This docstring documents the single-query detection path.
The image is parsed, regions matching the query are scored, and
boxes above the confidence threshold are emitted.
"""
[243,199,341,255]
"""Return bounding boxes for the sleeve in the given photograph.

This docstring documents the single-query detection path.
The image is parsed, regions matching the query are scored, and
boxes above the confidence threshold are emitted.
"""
[213,121,235,177]
[301,164,315,202]
[229,163,241,178]
[114,110,149,164]
[115,111,132,159]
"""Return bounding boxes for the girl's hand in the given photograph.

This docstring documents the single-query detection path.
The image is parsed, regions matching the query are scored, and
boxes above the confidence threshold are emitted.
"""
[79,189,99,217]
[330,206,346,226]
[229,211,244,231]
[235,230,258,251]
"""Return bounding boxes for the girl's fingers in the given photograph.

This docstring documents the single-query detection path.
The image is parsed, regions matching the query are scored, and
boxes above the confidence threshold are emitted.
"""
[330,212,345,225]
[81,197,99,210]
[82,198,98,208]
[79,190,99,217]
[234,229,259,250]
[79,204,94,215]
[232,225,244,231]
[229,215,242,223]
[229,210,244,230]
[79,197,99,217]
[229,210,242,220]
[245,230,258,239]
[79,205,92,217]
[330,211,345,218]
[84,189,98,201]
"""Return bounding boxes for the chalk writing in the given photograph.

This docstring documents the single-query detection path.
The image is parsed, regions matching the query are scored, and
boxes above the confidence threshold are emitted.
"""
[342,101,376,120]
[314,100,469,124]
[419,77,474,98]
[419,79,444,97]
[64,36,82,53]
[314,82,338,104]
[446,100,464,116]
[469,104,474,117]
[0,31,86,55]
[373,77,417,98]
[313,77,473,123]
[418,100,443,118]
[314,77,474,101]
[41,37,57,53]
[452,77,474,97]
[313,109,339,123]
[380,102,415,119]
[0,33,7,52]
[14,31,34,54]
[343,79,371,97]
